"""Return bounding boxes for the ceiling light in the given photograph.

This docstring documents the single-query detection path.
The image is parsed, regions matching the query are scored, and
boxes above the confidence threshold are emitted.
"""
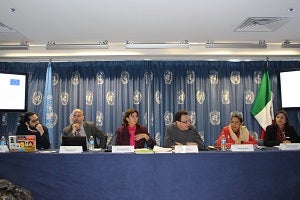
[46,41,108,50]
[205,40,267,48]
[281,40,300,48]
[125,40,189,49]
[0,42,29,50]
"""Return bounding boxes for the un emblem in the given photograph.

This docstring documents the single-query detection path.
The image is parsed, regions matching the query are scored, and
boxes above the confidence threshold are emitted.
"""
[121,71,129,85]
[133,90,142,104]
[177,90,185,104]
[230,71,240,84]
[164,70,173,84]
[186,70,195,84]
[32,91,43,105]
[96,71,105,85]
[210,111,220,125]
[106,91,115,105]
[164,111,173,125]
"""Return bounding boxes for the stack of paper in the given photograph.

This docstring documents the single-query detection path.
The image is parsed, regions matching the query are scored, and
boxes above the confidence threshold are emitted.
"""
[153,146,173,153]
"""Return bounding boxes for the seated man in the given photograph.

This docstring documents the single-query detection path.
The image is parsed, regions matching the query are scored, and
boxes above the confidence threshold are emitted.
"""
[62,109,107,149]
[164,110,205,151]
[16,112,50,149]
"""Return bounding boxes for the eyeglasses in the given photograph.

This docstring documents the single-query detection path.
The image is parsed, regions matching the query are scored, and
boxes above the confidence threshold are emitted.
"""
[180,120,191,124]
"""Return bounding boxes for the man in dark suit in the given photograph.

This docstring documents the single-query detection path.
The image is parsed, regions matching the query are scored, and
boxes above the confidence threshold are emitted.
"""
[62,109,107,149]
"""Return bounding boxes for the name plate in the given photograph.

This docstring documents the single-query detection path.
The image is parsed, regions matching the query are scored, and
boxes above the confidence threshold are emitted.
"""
[231,144,254,152]
[112,145,134,153]
[279,143,300,150]
[174,145,198,153]
[0,145,9,153]
[59,146,83,153]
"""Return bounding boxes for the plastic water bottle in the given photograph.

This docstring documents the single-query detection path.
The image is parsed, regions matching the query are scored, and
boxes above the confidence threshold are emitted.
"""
[88,136,94,151]
[221,135,226,152]
[0,136,6,146]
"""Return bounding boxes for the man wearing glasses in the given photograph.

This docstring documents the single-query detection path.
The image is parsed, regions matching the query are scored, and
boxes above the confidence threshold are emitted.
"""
[164,110,205,151]
[16,112,50,149]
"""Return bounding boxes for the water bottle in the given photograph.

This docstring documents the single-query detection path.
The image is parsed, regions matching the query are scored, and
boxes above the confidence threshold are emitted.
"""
[0,136,6,146]
[221,135,226,152]
[88,136,94,151]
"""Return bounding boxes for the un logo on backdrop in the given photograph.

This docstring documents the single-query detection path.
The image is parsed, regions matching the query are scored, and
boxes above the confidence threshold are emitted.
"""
[134,90,142,104]
[96,111,103,126]
[60,92,69,105]
[164,111,173,125]
[52,73,59,85]
[209,70,218,85]
[71,71,80,85]
[221,90,230,104]
[177,90,185,104]
[86,91,93,105]
[121,71,129,84]
[186,70,195,84]
[155,90,161,104]
[106,91,115,105]
[210,111,220,125]
[96,71,105,85]
[144,71,153,85]
[245,90,255,104]
[32,91,43,105]
[230,71,240,84]
[164,70,173,84]
[254,70,263,84]
[196,90,205,104]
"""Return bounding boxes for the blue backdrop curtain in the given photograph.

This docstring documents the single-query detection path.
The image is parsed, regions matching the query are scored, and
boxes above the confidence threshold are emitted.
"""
[1,61,300,148]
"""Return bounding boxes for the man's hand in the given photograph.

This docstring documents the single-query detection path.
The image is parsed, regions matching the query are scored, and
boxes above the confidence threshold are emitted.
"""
[35,123,44,136]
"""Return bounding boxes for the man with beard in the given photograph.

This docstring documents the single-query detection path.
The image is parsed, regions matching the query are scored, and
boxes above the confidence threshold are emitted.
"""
[62,109,107,149]
[16,112,50,149]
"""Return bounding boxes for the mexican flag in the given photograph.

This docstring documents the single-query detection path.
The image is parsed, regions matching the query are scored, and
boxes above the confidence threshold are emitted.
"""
[251,69,274,131]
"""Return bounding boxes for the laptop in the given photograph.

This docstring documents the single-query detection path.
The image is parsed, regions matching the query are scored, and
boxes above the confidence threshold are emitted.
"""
[9,135,36,152]
[61,136,87,151]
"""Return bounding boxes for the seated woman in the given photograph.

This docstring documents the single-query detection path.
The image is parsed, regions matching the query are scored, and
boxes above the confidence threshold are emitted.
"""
[215,113,257,148]
[264,110,300,147]
[115,108,156,149]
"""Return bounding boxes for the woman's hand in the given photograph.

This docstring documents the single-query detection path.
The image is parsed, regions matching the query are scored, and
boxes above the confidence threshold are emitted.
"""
[135,133,149,141]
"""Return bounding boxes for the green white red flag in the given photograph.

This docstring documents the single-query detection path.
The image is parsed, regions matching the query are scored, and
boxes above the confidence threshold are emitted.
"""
[251,69,274,131]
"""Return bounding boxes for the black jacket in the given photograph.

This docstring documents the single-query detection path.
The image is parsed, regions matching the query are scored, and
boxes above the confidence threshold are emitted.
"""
[264,124,300,147]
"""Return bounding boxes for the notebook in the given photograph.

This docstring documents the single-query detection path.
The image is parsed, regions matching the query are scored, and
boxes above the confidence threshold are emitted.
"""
[9,135,36,152]
[61,136,87,151]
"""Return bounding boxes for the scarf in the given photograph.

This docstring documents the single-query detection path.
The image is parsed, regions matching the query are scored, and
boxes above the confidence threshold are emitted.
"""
[228,124,250,143]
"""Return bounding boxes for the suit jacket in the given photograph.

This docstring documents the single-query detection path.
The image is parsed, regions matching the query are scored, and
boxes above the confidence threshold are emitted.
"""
[16,124,50,149]
[264,124,300,147]
[62,121,107,148]
[115,125,156,149]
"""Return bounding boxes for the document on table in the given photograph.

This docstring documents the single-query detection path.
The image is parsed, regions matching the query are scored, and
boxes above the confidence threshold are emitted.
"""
[153,146,172,153]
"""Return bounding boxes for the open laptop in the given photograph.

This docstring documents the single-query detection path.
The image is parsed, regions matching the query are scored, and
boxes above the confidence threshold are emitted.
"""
[9,135,36,152]
[61,136,87,151]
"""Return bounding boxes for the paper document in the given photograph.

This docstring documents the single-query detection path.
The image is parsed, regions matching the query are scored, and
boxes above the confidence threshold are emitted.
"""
[153,146,172,153]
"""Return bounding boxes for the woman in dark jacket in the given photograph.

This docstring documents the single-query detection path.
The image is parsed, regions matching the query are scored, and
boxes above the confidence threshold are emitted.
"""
[264,110,300,147]
[115,108,156,149]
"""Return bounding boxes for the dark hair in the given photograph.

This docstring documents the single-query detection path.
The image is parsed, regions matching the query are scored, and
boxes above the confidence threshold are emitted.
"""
[18,112,36,125]
[122,108,139,126]
[175,110,189,122]
[230,113,243,123]
[274,110,289,126]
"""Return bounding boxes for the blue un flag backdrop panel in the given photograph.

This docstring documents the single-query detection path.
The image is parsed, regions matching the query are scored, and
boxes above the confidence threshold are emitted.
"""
[1,61,300,148]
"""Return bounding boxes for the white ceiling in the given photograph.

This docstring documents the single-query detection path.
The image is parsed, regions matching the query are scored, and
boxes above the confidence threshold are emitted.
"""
[0,0,300,61]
